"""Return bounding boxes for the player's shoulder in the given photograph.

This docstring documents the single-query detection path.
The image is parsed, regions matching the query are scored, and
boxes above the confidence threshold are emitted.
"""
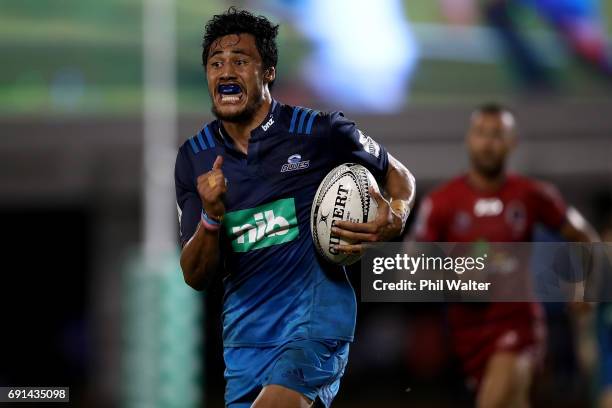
[506,173,556,194]
[428,175,468,202]
[281,103,368,141]
[276,101,328,136]
[275,101,359,137]
[506,173,534,185]
[176,119,221,173]
[180,119,220,156]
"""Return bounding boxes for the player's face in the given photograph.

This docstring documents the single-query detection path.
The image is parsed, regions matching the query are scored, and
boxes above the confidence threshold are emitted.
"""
[467,112,516,178]
[206,33,270,123]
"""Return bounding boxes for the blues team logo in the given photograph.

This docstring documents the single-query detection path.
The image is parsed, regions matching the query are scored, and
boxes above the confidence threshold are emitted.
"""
[281,154,310,173]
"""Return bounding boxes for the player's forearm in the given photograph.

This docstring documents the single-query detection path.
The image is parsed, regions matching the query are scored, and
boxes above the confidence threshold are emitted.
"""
[561,207,601,243]
[382,153,416,235]
[385,154,416,223]
[180,223,221,291]
[384,153,416,206]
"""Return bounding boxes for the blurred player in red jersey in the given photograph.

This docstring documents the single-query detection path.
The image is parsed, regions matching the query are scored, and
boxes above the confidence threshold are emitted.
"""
[413,103,598,408]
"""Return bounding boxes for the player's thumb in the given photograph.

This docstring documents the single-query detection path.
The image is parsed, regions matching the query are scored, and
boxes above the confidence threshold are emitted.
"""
[212,155,224,170]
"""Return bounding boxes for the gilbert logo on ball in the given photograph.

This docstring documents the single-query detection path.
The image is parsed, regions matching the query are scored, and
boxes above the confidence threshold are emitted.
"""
[311,163,379,265]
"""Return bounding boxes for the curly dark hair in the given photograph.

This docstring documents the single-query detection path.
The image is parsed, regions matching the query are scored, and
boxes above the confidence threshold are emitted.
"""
[202,7,279,75]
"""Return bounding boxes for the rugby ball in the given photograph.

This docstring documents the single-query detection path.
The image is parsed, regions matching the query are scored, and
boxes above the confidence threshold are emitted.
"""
[311,163,379,265]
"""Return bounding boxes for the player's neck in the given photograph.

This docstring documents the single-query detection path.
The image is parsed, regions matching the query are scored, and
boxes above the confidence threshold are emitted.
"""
[467,168,506,193]
[221,95,272,154]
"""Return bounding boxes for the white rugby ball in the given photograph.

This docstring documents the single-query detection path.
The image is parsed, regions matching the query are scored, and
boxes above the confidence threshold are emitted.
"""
[311,163,379,265]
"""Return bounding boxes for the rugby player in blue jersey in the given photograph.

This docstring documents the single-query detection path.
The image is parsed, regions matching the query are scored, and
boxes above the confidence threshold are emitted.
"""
[175,7,416,408]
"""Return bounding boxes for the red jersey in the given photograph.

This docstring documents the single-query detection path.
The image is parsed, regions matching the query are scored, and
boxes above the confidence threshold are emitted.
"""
[414,173,568,383]
[414,173,567,243]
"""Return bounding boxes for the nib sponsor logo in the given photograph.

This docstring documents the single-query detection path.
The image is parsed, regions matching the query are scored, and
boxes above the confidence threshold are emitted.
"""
[224,198,299,252]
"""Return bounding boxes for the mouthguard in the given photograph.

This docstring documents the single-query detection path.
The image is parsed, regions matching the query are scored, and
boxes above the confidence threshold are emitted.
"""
[218,84,242,95]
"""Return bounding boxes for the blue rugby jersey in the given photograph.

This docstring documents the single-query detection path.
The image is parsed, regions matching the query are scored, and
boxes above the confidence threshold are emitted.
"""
[174,100,389,347]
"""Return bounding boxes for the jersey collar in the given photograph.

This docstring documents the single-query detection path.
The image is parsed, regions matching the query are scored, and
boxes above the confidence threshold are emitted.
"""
[215,99,280,151]
[249,99,280,141]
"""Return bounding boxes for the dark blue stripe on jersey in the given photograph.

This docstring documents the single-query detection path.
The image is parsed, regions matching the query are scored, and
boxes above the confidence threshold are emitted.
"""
[289,107,301,133]
[204,125,215,148]
[196,131,208,150]
[188,137,200,154]
[297,108,313,134]
[305,111,319,135]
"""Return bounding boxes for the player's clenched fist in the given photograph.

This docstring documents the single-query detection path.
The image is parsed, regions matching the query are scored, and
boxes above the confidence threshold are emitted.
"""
[197,155,227,220]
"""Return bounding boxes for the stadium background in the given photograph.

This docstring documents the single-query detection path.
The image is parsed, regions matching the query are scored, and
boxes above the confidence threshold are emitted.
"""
[1,0,611,406]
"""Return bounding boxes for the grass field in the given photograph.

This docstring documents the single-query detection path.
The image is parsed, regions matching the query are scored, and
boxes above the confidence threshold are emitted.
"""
[1,0,611,116]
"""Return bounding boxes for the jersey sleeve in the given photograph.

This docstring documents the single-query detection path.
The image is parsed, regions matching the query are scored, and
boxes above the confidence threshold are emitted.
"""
[328,111,389,184]
[175,145,201,247]
[413,194,446,242]
[533,181,568,230]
